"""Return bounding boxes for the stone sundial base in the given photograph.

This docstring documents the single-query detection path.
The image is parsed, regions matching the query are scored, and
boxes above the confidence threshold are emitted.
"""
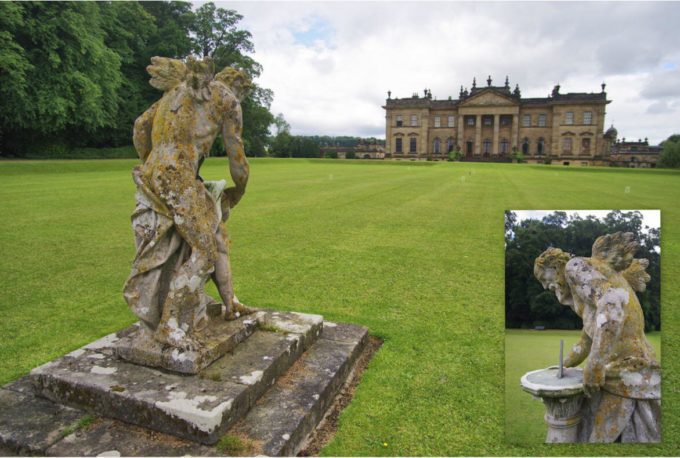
[521,367,585,443]
[0,310,370,456]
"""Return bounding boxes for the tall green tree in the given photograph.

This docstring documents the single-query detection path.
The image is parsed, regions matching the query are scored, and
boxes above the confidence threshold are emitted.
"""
[93,1,157,146]
[658,134,680,168]
[190,2,273,156]
[141,1,194,61]
[0,2,122,154]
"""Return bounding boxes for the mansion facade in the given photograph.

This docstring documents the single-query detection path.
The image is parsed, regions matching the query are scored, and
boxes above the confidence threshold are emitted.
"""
[383,76,614,166]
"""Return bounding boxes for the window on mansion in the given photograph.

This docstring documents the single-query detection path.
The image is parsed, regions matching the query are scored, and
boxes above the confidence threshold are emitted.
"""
[583,111,592,125]
[537,137,545,155]
[483,138,492,155]
[409,137,417,153]
[522,115,531,127]
[500,138,509,155]
[447,137,454,153]
[467,117,475,126]
[562,137,573,153]
[395,137,403,153]
[396,115,403,127]
[434,116,441,128]
[522,138,529,154]
[538,114,546,127]
[564,112,574,125]
[410,115,418,126]
[448,116,455,127]
[433,138,441,154]
[581,137,591,155]
[483,116,492,127]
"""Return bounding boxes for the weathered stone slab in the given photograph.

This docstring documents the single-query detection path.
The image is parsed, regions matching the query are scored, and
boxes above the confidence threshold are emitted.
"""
[234,323,368,456]
[29,310,324,445]
[47,418,214,457]
[0,388,84,455]
[115,314,260,374]
[319,321,369,345]
[31,345,250,445]
[2,376,33,394]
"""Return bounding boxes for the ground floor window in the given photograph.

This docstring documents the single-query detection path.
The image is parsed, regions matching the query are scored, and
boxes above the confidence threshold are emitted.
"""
[500,138,509,155]
[483,139,492,155]
[395,137,403,153]
[466,141,473,155]
[447,137,454,153]
[433,138,440,154]
[409,137,417,153]
[537,138,545,155]
[522,138,529,155]
[562,137,573,154]
[581,138,591,155]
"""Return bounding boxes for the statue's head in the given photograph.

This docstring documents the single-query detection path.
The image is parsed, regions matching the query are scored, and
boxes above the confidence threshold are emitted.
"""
[147,57,187,91]
[534,247,573,305]
[215,67,253,101]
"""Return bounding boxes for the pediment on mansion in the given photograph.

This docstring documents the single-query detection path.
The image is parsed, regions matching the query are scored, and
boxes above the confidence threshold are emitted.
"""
[459,89,518,107]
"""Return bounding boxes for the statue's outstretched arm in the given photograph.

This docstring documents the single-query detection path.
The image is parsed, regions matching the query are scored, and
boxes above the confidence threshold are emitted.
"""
[133,101,159,162]
[584,284,626,396]
[221,102,250,213]
[564,330,591,367]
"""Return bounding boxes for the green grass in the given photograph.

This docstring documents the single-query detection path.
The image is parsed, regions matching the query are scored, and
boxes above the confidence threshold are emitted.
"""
[0,158,679,456]
[505,329,661,445]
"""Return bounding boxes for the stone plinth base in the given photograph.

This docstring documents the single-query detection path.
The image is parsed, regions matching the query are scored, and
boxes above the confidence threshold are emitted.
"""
[114,313,262,375]
[4,312,369,455]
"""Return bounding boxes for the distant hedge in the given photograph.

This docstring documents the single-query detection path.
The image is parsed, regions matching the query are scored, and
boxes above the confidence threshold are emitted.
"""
[23,146,138,160]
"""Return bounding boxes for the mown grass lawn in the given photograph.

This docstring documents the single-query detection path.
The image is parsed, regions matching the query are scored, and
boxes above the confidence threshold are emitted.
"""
[505,329,661,445]
[0,158,678,456]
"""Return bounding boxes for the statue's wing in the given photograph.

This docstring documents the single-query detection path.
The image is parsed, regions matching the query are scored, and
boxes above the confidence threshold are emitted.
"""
[622,258,651,292]
[147,56,187,92]
[591,232,638,271]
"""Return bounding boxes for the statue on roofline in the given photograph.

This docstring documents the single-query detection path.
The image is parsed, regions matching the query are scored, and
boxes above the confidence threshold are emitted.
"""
[123,56,254,351]
[534,232,660,442]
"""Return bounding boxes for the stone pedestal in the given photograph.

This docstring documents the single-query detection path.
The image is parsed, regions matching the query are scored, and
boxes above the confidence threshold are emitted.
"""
[520,367,584,443]
[19,308,370,456]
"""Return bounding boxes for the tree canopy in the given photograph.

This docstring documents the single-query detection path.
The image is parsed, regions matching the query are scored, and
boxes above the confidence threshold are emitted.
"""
[658,133,680,168]
[0,1,275,157]
[505,210,660,331]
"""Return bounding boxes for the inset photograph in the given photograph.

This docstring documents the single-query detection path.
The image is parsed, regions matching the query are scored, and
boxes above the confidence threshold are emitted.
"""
[504,210,661,444]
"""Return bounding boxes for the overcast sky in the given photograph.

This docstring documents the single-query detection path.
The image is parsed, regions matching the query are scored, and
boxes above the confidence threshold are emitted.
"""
[213,1,680,143]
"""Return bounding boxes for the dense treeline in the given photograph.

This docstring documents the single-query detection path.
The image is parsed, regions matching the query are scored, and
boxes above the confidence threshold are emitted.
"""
[0,1,274,157]
[659,134,680,168]
[268,117,384,158]
[505,211,660,331]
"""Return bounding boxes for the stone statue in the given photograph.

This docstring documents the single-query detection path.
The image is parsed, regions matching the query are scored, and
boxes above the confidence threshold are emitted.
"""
[123,56,253,351]
[534,232,660,442]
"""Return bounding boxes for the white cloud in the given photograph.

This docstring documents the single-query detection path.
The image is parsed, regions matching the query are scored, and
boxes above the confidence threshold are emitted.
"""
[214,1,680,143]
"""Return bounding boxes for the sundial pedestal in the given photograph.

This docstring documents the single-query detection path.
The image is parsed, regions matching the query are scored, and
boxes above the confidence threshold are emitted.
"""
[520,367,585,443]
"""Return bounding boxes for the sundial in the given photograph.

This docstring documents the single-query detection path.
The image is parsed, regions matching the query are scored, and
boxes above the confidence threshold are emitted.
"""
[519,340,585,443]
[521,339,584,398]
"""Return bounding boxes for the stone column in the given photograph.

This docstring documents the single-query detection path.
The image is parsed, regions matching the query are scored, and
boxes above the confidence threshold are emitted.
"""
[385,113,391,157]
[512,114,519,151]
[458,114,465,150]
[542,395,585,443]
[493,114,500,155]
[475,114,482,155]
[520,367,585,443]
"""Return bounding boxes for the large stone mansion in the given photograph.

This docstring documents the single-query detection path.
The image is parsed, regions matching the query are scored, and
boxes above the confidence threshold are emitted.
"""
[383,76,618,166]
